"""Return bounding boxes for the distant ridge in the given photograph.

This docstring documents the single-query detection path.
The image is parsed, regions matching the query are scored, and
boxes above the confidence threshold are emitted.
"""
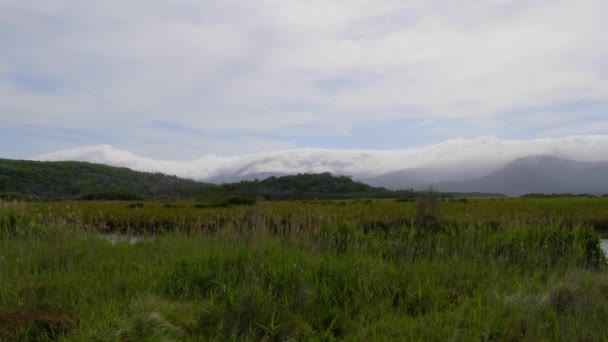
[434,155,608,195]
[34,136,608,184]
[16,141,608,195]
[361,167,490,190]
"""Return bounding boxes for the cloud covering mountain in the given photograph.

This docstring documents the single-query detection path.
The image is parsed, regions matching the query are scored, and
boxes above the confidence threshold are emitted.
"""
[435,156,608,195]
[34,136,608,188]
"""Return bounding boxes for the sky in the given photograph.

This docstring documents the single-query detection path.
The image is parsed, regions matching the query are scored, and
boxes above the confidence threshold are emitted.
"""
[1,0,608,161]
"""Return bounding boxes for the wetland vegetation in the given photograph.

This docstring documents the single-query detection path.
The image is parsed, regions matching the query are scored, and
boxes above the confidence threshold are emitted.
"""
[1,196,608,340]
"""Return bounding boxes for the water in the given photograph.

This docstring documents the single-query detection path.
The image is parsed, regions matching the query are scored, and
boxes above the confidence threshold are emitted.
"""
[101,233,150,245]
[601,239,608,257]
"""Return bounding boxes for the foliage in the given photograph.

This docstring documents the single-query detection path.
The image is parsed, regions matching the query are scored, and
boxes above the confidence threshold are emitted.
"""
[0,158,211,200]
[215,172,426,200]
[0,159,468,201]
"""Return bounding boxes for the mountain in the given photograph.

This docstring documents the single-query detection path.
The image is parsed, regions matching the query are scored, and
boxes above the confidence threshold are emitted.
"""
[0,158,211,200]
[19,136,608,194]
[11,154,605,198]
[434,156,608,195]
[362,167,493,190]
[34,136,608,184]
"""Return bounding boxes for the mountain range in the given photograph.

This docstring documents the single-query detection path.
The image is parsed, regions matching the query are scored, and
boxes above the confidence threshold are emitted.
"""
[359,155,608,195]
[3,154,607,197]
[29,136,608,195]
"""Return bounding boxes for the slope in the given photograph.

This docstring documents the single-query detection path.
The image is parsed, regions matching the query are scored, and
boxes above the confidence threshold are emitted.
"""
[435,155,608,195]
[0,159,210,200]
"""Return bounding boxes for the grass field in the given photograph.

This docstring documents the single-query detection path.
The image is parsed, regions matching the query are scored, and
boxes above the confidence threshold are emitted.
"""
[1,198,608,340]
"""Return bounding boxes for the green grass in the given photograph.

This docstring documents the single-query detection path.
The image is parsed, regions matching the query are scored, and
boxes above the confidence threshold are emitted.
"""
[16,197,608,236]
[1,200,608,340]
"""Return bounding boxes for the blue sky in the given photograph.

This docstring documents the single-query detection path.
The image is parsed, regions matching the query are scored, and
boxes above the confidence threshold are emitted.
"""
[1,0,608,160]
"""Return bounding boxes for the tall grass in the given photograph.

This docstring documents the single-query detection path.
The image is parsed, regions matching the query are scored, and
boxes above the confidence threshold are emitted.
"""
[1,203,607,340]
[17,197,608,235]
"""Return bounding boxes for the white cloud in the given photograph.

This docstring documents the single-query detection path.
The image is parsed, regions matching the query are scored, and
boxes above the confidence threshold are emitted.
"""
[1,0,608,155]
[34,135,608,182]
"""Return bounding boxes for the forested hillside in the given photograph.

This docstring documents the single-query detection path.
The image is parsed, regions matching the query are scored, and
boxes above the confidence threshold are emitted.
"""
[0,159,209,200]
[0,159,462,200]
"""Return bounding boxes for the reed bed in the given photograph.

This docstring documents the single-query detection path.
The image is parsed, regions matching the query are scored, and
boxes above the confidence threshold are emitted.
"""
[1,199,607,340]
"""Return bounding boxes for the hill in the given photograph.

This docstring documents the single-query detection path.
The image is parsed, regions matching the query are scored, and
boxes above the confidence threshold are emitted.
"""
[435,156,608,195]
[0,159,210,200]
[216,172,398,200]
[0,159,421,201]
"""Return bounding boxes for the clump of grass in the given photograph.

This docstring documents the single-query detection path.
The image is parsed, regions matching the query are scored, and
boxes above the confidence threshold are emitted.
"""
[540,270,608,313]
[414,188,442,231]
[0,208,55,240]
[115,296,198,341]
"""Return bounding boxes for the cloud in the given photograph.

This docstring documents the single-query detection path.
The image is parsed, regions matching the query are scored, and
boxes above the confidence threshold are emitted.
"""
[1,0,608,157]
[34,135,608,182]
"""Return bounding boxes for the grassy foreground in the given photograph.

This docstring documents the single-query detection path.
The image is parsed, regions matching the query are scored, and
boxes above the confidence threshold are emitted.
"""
[1,201,608,340]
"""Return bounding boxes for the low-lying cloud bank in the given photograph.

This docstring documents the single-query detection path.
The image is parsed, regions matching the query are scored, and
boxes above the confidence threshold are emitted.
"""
[32,136,608,185]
